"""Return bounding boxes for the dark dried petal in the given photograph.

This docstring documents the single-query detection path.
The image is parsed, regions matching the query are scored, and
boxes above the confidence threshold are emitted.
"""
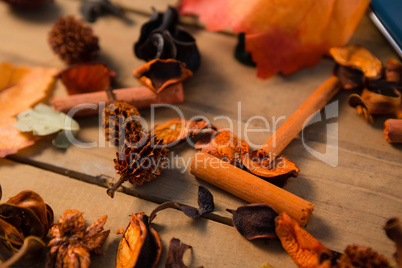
[227,204,278,240]
[0,236,45,268]
[133,59,192,93]
[241,152,299,187]
[134,7,201,73]
[197,186,214,215]
[81,0,124,23]
[165,238,203,268]
[149,186,214,222]
[57,63,115,95]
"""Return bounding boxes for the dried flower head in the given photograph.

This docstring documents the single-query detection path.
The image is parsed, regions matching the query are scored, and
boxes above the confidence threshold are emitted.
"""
[46,209,110,268]
[49,16,100,64]
[108,133,169,197]
[1,0,52,8]
[102,101,142,146]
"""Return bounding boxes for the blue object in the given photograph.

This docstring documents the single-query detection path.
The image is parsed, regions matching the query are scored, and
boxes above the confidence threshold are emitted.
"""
[369,0,402,58]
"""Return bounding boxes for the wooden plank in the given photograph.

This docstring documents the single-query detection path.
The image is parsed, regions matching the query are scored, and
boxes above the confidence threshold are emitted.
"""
[0,0,401,266]
[0,159,295,268]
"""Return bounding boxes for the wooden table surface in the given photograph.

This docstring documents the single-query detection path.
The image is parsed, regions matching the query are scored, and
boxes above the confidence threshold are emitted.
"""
[1,1,402,267]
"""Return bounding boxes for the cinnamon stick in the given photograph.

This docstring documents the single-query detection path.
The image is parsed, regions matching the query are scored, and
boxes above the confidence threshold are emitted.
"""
[384,119,402,143]
[259,76,341,157]
[190,151,314,226]
[51,83,184,117]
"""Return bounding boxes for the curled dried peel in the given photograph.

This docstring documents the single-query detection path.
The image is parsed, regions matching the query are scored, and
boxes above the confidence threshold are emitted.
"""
[349,87,401,123]
[195,130,249,166]
[330,45,382,79]
[241,152,299,187]
[116,213,161,268]
[133,59,192,93]
[275,212,336,268]
[154,118,210,146]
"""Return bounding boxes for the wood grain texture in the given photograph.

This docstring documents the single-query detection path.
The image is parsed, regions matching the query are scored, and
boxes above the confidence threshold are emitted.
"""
[0,0,401,267]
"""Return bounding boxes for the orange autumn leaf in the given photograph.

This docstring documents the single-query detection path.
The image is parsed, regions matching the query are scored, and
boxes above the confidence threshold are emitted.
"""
[179,0,370,78]
[0,64,59,157]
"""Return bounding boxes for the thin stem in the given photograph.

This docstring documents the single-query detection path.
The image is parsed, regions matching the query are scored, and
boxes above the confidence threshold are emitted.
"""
[106,175,128,198]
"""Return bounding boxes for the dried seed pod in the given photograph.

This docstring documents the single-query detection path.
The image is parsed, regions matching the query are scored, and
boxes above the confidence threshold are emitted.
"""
[133,59,193,93]
[134,6,201,73]
[0,190,53,265]
[46,209,110,268]
[80,0,124,23]
[116,212,161,268]
[275,212,338,268]
[195,130,249,166]
[102,101,142,146]
[227,204,278,240]
[241,151,299,187]
[108,133,169,197]
[338,245,391,268]
[330,45,383,79]
[165,238,203,268]
[384,217,402,267]
[385,58,402,84]
[1,0,52,8]
[48,16,100,64]
[154,118,211,146]
[333,64,364,90]
[349,86,401,123]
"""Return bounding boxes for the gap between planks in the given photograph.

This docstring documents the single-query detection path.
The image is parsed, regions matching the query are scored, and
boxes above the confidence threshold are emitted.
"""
[6,154,233,226]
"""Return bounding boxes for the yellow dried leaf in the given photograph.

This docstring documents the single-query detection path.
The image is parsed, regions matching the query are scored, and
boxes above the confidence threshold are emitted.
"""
[0,65,59,157]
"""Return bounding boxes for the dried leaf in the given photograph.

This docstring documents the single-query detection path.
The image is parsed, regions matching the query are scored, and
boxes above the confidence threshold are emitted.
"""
[330,45,383,79]
[179,0,369,78]
[0,65,58,157]
[195,130,249,166]
[134,7,201,73]
[154,118,211,146]
[165,238,203,268]
[133,59,192,93]
[57,63,115,95]
[0,63,30,92]
[149,186,214,222]
[116,213,161,268]
[227,204,278,240]
[275,212,338,268]
[14,103,79,136]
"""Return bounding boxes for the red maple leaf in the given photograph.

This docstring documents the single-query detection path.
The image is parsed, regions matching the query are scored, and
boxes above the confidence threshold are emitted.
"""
[179,0,370,78]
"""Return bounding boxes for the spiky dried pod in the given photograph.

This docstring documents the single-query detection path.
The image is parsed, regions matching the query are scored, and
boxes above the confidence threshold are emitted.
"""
[102,101,142,146]
[108,133,169,197]
[48,16,99,64]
